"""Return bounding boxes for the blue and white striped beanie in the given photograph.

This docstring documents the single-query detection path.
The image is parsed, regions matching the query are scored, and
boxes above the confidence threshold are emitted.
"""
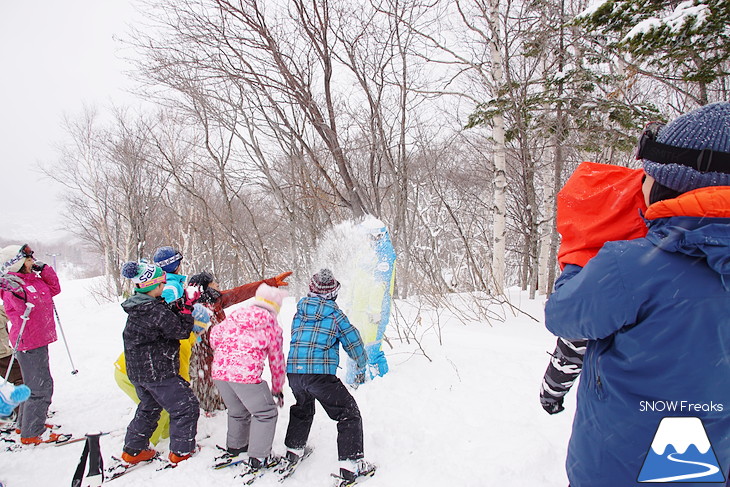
[643,102,730,193]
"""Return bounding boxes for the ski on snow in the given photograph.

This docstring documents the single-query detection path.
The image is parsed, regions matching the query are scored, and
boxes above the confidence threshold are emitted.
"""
[222,447,314,485]
[104,454,163,481]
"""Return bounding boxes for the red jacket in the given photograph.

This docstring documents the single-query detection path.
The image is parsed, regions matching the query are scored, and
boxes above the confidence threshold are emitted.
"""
[557,161,647,269]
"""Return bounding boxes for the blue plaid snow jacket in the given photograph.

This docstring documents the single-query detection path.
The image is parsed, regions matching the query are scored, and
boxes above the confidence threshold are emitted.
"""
[287,296,367,375]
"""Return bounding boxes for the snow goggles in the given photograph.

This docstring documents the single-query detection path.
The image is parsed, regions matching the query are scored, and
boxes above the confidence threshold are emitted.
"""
[636,122,730,173]
[20,244,34,258]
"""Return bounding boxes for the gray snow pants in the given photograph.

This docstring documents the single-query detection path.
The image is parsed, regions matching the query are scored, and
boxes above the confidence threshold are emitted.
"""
[16,346,53,438]
[214,380,278,459]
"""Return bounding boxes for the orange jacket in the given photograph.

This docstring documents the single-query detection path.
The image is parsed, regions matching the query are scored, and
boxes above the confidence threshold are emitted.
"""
[645,185,730,219]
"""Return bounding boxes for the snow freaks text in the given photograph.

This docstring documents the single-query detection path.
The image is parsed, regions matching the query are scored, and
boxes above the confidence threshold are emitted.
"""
[639,401,724,413]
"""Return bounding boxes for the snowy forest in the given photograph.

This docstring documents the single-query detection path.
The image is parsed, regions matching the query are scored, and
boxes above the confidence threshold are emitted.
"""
[50,0,730,302]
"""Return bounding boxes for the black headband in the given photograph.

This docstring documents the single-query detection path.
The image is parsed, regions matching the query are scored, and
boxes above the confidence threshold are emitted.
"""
[636,122,730,174]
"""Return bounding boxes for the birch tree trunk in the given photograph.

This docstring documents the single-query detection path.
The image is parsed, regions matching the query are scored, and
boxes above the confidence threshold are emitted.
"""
[538,153,555,295]
[488,0,506,296]
[543,0,566,296]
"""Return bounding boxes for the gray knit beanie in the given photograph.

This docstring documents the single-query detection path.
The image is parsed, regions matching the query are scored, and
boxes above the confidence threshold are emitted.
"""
[643,102,730,193]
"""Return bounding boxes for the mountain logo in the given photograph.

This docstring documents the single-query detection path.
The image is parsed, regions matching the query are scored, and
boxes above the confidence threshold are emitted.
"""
[638,416,726,483]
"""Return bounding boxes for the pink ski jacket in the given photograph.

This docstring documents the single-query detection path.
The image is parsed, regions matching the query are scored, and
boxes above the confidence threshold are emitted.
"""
[0,266,61,351]
[209,304,285,394]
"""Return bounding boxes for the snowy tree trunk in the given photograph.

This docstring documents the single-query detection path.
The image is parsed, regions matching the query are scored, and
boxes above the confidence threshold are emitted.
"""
[489,0,506,296]
[544,0,567,296]
[538,164,555,295]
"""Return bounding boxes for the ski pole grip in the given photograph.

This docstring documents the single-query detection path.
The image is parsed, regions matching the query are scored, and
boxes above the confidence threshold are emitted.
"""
[21,302,35,319]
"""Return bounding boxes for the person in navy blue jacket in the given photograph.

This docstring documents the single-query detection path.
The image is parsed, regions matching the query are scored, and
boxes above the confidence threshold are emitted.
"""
[283,269,376,484]
[545,102,730,487]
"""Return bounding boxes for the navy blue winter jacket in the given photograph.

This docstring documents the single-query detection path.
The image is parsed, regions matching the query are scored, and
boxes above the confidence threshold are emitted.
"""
[545,189,730,487]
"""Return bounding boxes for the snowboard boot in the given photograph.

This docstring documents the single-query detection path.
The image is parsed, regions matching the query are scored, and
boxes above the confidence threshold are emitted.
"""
[121,448,157,464]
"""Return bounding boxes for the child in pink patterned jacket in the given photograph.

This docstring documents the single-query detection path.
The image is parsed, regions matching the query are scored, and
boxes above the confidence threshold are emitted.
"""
[209,283,287,470]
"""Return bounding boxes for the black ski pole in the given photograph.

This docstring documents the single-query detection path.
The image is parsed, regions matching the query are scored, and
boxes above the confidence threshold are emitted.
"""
[52,305,78,375]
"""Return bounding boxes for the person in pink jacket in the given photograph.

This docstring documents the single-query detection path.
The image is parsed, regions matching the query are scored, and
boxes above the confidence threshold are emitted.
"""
[210,283,287,471]
[0,244,63,445]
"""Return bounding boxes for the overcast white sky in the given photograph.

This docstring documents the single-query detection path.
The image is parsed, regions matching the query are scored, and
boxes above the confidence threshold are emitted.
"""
[0,1,141,243]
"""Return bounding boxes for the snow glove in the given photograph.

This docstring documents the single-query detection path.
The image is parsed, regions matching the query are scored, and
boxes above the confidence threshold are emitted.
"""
[366,347,389,378]
[540,396,565,415]
[192,303,210,323]
[185,285,202,303]
[191,304,211,337]
[169,298,193,315]
[169,286,202,316]
[31,260,47,272]
[0,378,31,417]
[273,391,284,408]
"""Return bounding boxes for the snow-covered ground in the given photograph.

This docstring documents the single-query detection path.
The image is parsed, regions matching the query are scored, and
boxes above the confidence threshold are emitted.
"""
[0,277,573,486]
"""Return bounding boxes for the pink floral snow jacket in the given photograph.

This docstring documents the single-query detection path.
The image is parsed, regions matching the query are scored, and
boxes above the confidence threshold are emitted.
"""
[0,266,61,351]
[209,304,285,395]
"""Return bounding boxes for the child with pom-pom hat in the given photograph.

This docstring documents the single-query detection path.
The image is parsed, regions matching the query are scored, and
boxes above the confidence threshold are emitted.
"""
[209,283,287,470]
[114,248,210,447]
[119,261,202,465]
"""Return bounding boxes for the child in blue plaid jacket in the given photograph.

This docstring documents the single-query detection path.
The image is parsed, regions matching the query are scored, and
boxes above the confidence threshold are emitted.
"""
[283,269,376,484]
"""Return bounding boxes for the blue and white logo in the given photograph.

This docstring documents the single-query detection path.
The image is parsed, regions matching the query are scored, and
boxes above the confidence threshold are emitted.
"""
[638,417,726,483]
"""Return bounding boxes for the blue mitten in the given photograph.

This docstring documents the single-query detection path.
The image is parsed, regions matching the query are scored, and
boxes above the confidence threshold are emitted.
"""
[366,345,389,378]
[192,304,210,324]
[0,380,31,418]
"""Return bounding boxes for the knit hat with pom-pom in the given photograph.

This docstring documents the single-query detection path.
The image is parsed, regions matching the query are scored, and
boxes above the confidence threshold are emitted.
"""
[253,283,287,316]
[121,260,166,293]
[309,268,341,300]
